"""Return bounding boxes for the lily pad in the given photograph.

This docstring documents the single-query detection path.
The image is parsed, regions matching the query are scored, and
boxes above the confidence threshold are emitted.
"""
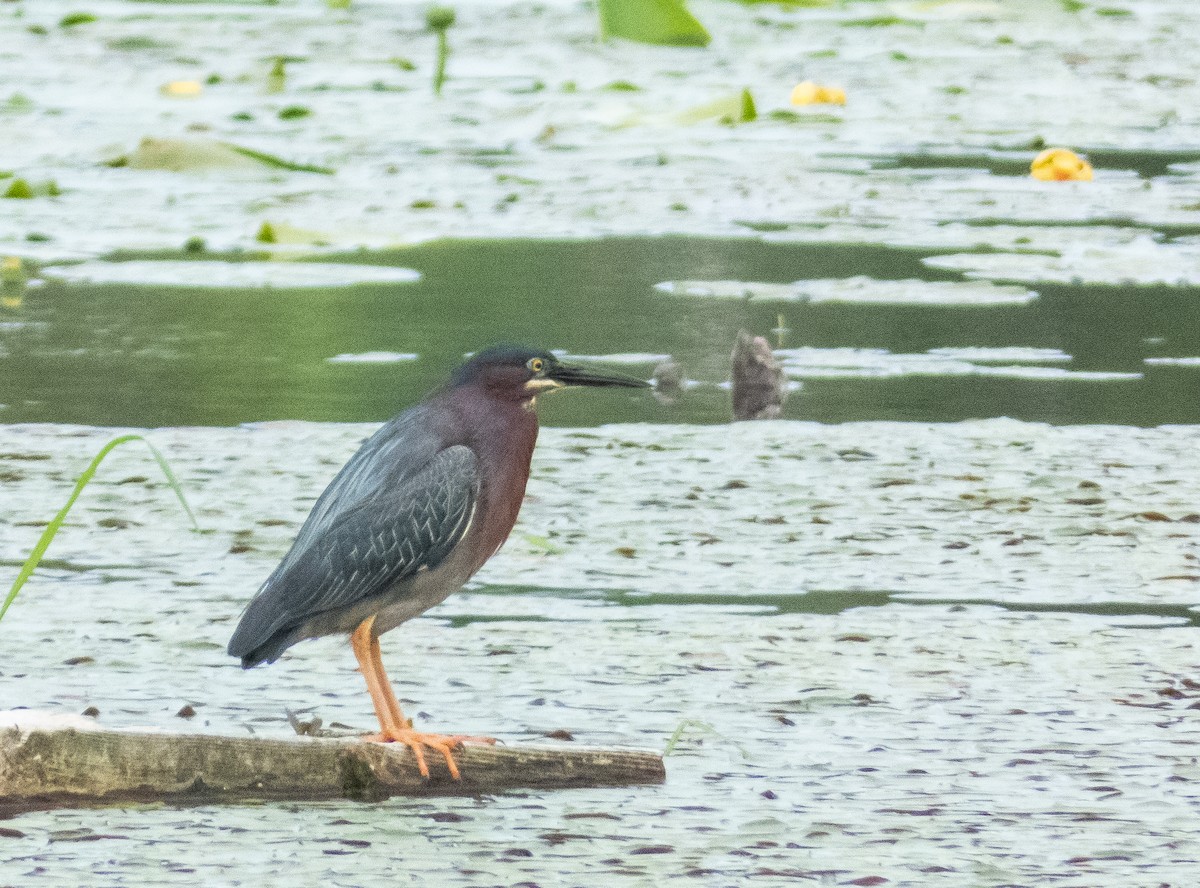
[110,138,333,175]
[776,347,1141,381]
[923,240,1200,286]
[654,277,1039,305]
[39,261,421,288]
[597,0,710,47]
[326,352,420,364]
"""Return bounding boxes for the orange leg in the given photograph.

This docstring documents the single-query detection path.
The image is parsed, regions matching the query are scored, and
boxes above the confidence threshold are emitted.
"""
[350,616,494,780]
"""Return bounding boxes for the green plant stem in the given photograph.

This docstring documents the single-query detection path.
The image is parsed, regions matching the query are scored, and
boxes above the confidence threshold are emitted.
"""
[433,30,449,96]
[663,719,714,756]
[0,434,201,624]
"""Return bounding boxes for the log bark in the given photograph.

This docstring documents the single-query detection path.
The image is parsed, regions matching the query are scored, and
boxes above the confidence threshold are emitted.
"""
[0,721,665,815]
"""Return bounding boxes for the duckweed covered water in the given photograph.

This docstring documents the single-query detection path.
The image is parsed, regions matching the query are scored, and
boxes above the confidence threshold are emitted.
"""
[3,0,1200,884]
[2,421,1199,885]
[4,236,1200,428]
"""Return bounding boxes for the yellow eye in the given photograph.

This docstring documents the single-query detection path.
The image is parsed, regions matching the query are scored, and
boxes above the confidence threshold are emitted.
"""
[528,358,545,373]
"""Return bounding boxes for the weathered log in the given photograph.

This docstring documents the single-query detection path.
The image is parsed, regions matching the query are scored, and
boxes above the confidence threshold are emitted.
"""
[0,716,665,815]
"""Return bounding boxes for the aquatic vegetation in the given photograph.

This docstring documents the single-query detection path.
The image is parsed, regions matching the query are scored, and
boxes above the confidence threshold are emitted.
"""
[267,57,287,94]
[2,93,35,113]
[597,0,710,47]
[654,277,1038,305]
[426,6,456,97]
[40,260,422,288]
[662,719,715,756]
[59,12,97,29]
[220,143,334,174]
[0,436,199,626]
[842,15,923,27]
[277,105,311,120]
[105,137,334,175]
[674,88,757,125]
[251,221,333,246]
[2,180,34,200]
[2,178,59,199]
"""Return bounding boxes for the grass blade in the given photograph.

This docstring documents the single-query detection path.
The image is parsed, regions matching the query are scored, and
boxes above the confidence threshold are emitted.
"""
[218,142,335,175]
[0,434,200,624]
[663,719,715,756]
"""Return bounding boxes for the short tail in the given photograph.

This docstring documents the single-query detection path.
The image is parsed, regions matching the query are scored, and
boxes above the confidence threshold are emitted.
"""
[227,592,300,668]
[227,627,297,669]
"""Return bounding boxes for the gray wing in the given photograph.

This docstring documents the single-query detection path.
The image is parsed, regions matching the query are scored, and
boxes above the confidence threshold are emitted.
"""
[229,444,478,666]
[291,404,445,555]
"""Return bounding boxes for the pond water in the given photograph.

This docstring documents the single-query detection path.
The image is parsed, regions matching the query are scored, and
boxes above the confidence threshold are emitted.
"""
[3,420,1200,887]
[4,236,1200,428]
[3,0,1200,884]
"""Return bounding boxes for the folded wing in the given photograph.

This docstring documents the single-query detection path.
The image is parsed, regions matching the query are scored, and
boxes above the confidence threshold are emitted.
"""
[229,444,479,666]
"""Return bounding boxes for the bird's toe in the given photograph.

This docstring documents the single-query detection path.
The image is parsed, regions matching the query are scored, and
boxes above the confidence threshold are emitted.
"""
[362,729,485,780]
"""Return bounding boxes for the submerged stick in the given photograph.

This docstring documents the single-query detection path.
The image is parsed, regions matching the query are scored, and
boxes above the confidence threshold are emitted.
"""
[0,719,665,814]
[730,330,787,421]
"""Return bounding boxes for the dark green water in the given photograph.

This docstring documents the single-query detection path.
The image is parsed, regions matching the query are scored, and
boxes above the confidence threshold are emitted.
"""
[3,236,1198,427]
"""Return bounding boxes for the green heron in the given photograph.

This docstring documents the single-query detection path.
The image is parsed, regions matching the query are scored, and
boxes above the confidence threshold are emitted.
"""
[228,346,648,778]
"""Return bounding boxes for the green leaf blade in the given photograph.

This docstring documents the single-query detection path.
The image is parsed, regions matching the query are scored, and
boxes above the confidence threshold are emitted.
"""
[598,0,711,47]
[0,435,200,625]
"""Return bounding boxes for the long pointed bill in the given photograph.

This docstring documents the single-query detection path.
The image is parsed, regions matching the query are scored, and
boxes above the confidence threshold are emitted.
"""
[549,363,651,389]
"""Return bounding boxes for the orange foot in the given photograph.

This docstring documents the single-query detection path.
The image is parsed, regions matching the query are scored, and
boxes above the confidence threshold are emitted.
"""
[363,729,497,780]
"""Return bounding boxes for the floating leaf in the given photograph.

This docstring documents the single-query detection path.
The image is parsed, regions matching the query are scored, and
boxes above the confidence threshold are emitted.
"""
[2,179,34,199]
[2,178,58,199]
[726,0,832,5]
[675,88,758,125]
[252,221,331,246]
[3,93,35,113]
[267,57,287,93]
[598,0,710,47]
[843,16,924,27]
[111,138,263,172]
[109,138,334,175]
[59,12,97,28]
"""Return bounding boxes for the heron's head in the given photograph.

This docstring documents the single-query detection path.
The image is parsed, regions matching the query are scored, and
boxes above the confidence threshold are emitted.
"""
[452,345,649,403]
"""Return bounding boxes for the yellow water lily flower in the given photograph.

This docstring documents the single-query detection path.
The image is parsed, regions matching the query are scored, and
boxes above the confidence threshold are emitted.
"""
[160,80,203,98]
[790,81,846,106]
[1031,147,1093,181]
